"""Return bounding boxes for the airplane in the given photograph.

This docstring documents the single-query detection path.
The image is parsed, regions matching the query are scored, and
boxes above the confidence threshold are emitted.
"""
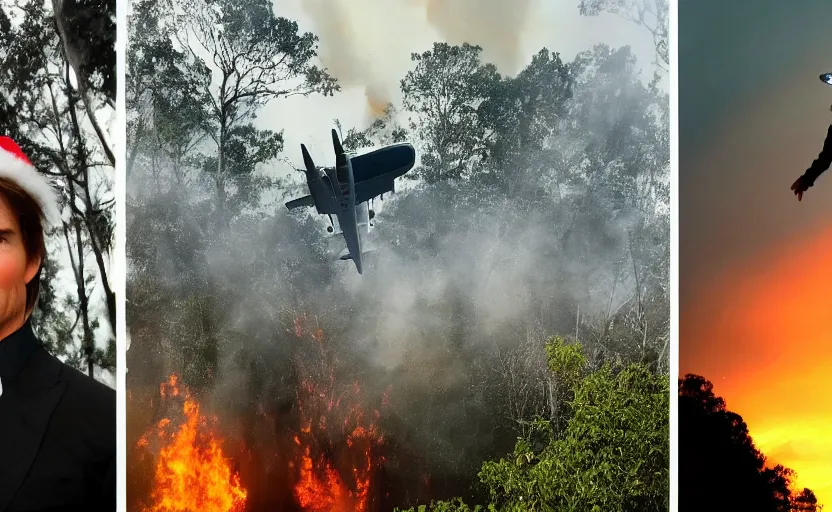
[285,129,416,274]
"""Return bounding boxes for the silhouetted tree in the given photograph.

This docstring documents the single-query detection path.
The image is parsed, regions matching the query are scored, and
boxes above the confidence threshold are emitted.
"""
[679,374,821,512]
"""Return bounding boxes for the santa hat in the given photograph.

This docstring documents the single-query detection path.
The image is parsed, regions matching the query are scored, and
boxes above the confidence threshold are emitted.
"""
[0,137,60,225]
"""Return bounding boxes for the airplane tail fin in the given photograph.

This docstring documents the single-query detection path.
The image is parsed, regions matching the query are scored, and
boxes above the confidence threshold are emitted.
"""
[332,128,348,169]
[301,143,316,175]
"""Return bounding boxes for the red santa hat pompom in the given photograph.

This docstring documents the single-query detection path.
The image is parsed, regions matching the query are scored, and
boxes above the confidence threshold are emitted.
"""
[0,136,60,225]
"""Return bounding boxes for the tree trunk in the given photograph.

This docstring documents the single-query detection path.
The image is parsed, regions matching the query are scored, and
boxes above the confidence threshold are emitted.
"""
[216,117,228,228]
[80,165,115,332]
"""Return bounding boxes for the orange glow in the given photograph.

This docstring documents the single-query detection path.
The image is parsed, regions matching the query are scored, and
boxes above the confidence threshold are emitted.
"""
[682,226,832,505]
[291,407,378,512]
[290,316,387,511]
[138,374,248,512]
[132,319,388,510]
[366,94,386,119]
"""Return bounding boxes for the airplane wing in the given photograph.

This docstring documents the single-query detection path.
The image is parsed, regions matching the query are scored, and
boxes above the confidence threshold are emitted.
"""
[350,144,415,183]
[285,195,315,210]
[354,176,396,204]
[349,143,415,203]
[286,194,339,214]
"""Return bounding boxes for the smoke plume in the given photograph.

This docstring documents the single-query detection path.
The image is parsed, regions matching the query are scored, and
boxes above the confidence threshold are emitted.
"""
[300,0,536,119]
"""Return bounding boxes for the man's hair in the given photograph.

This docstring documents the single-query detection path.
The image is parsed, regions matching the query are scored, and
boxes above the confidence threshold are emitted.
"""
[0,177,47,316]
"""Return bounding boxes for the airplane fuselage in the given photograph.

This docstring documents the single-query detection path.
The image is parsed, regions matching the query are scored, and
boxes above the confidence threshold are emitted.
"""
[335,157,363,274]
[298,160,365,273]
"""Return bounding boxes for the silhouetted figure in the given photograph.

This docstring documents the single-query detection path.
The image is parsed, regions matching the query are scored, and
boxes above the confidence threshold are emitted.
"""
[792,124,832,201]
[679,374,818,512]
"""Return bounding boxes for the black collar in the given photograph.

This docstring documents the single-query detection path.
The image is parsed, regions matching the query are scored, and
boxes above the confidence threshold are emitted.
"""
[0,321,40,383]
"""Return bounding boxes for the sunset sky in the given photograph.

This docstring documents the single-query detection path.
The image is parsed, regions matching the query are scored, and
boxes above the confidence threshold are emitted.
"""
[680,0,832,504]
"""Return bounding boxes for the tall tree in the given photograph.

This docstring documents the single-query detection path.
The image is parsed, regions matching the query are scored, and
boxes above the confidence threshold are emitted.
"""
[401,42,499,183]
[165,0,338,225]
[478,48,572,196]
[556,45,670,367]
[51,0,116,164]
[126,0,212,183]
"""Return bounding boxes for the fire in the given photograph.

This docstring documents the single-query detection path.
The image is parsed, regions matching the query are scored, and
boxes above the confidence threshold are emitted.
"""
[290,315,389,511]
[291,381,383,512]
[134,316,391,511]
[292,313,325,343]
[138,374,247,512]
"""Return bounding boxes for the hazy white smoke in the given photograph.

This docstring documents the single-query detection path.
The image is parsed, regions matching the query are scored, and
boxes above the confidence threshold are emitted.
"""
[420,0,535,74]
[300,0,537,119]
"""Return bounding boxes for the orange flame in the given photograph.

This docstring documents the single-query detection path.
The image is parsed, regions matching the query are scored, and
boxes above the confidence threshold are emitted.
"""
[139,375,247,512]
[290,320,387,511]
[291,395,380,511]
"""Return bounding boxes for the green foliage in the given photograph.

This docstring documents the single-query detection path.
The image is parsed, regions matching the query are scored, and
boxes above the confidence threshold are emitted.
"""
[545,337,586,390]
[198,124,283,217]
[401,42,500,182]
[477,341,668,511]
[129,0,339,226]
[395,497,496,512]
[395,341,668,512]
[479,48,572,177]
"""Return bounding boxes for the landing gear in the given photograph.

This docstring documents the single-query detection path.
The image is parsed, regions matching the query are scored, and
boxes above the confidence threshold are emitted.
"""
[327,214,335,233]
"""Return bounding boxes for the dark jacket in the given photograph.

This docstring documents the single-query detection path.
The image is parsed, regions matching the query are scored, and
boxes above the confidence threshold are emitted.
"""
[0,321,115,511]
[802,124,832,186]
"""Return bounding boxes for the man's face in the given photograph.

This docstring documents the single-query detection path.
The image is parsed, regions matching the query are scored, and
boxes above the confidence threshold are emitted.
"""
[0,193,39,331]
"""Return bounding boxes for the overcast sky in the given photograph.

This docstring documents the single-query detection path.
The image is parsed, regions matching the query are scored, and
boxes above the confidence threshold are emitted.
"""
[679,0,832,502]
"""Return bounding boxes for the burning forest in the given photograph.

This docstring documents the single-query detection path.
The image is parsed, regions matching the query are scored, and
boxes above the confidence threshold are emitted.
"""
[130,318,412,511]
[126,0,670,509]
[133,374,247,511]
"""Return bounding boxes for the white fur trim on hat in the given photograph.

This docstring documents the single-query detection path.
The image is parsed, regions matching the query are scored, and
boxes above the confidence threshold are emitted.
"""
[0,144,61,225]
